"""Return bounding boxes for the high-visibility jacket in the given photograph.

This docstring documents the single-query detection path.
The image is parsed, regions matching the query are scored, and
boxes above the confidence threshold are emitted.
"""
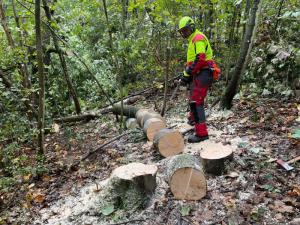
[185,29,213,76]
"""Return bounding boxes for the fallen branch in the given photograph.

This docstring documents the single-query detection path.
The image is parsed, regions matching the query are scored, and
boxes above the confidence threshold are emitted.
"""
[54,95,143,123]
[54,113,98,123]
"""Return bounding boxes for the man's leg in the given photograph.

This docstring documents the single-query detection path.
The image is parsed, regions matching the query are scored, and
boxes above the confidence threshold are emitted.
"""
[188,69,212,143]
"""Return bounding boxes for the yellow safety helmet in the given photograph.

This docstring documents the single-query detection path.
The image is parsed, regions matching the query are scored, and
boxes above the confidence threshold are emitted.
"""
[178,16,195,38]
[178,16,195,30]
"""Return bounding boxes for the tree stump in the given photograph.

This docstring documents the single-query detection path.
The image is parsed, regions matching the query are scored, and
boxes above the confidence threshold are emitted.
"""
[111,162,158,193]
[200,144,233,175]
[143,118,166,141]
[153,128,184,157]
[166,154,206,200]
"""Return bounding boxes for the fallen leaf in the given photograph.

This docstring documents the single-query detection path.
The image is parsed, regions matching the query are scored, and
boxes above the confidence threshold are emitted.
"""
[42,175,51,182]
[23,174,32,182]
[52,123,60,133]
[288,186,300,197]
[225,171,239,178]
[33,193,45,203]
[270,200,294,213]
[101,204,115,216]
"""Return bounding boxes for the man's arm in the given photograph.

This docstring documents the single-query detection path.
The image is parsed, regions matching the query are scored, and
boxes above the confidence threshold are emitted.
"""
[186,37,208,76]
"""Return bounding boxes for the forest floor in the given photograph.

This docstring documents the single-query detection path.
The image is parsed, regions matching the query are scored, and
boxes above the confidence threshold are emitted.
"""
[1,87,299,225]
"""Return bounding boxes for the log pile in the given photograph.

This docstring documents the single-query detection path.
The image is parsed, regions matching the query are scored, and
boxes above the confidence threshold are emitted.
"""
[113,105,185,157]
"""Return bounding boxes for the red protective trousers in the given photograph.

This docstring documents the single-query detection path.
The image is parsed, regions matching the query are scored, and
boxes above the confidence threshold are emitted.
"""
[189,68,213,137]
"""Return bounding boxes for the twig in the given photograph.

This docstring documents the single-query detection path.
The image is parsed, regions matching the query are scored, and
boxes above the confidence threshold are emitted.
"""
[69,131,132,169]
[109,219,145,225]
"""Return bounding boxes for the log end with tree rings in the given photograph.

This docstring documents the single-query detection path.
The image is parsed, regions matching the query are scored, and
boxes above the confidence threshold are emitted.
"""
[143,118,166,141]
[141,112,166,127]
[112,162,158,193]
[167,154,207,200]
[153,128,184,157]
[136,108,152,127]
[200,144,233,175]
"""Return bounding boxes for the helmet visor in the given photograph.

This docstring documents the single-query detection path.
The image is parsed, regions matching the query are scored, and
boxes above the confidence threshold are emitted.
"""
[178,26,191,38]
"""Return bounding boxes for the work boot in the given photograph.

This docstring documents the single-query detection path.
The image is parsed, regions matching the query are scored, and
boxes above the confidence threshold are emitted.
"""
[187,119,195,126]
[188,134,209,143]
[187,112,195,126]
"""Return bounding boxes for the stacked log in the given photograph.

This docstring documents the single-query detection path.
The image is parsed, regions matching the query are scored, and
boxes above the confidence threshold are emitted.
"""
[166,154,207,200]
[113,105,184,157]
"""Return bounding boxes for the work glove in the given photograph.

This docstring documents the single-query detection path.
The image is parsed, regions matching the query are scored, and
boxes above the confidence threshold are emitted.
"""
[179,71,191,85]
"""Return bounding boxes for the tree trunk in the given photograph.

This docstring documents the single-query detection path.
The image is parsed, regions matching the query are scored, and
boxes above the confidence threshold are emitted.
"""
[0,0,15,47]
[102,0,113,51]
[11,0,35,120]
[274,0,285,31]
[160,47,170,117]
[35,0,45,155]
[42,0,81,115]
[166,154,207,200]
[0,69,12,88]
[220,0,261,109]
[224,3,241,84]
[242,0,251,40]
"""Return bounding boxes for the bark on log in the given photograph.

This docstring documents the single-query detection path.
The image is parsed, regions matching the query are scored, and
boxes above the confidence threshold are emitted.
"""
[112,103,138,118]
[200,144,233,175]
[143,118,166,141]
[54,96,143,123]
[111,163,158,194]
[166,154,206,200]
[125,118,138,129]
[141,112,166,127]
[153,128,184,157]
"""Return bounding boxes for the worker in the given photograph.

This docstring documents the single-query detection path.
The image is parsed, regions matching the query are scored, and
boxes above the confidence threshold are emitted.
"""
[178,16,220,143]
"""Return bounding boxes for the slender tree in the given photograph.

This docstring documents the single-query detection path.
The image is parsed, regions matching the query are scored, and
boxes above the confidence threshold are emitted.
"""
[0,0,15,47]
[42,0,81,114]
[160,46,170,117]
[221,0,261,109]
[35,0,45,154]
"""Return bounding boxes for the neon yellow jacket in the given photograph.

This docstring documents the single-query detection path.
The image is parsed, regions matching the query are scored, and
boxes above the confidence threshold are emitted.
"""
[185,29,213,76]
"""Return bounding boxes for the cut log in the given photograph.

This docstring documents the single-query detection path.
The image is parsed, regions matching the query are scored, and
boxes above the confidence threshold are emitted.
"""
[153,128,184,157]
[136,108,154,127]
[200,144,233,175]
[125,118,138,129]
[166,154,206,200]
[141,112,166,127]
[112,103,138,118]
[111,162,158,193]
[143,118,166,141]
